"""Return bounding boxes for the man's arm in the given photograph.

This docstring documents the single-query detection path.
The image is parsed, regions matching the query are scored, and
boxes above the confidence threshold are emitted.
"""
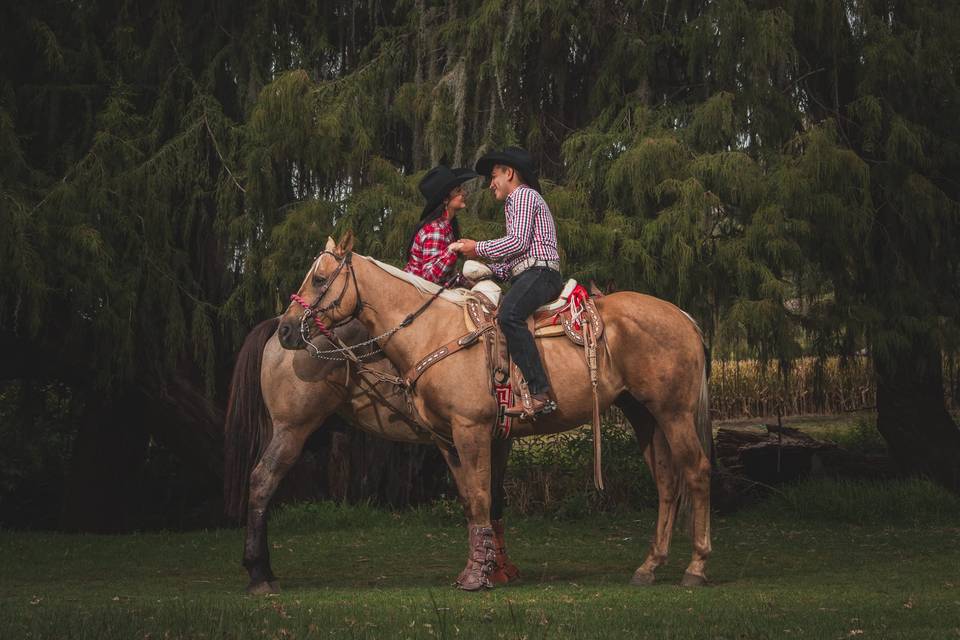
[475,189,536,261]
[451,241,512,282]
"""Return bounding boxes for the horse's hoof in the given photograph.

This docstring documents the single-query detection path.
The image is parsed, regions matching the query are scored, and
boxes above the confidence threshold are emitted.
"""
[246,580,280,595]
[456,578,483,591]
[630,570,656,586]
[489,567,520,585]
[489,559,520,585]
[456,571,492,592]
[679,571,707,588]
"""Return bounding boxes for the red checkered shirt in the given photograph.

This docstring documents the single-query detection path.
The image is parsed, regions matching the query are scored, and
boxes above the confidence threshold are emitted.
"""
[475,185,560,281]
[404,216,459,286]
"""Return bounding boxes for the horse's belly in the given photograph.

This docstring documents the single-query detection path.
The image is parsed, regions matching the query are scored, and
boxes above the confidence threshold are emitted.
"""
[505,385,622,438]
[348,406,433,444]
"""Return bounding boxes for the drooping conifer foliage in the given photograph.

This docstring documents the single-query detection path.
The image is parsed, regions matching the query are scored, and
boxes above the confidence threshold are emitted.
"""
[1,0,958,528]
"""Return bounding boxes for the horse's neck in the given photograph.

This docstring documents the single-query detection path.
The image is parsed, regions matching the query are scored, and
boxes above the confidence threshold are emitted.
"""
[354,258,462,370]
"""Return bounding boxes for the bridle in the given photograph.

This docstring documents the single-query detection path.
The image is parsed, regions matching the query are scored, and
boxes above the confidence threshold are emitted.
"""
[288,250,445,363]
[289,250,364,356]
[286,248,462,449]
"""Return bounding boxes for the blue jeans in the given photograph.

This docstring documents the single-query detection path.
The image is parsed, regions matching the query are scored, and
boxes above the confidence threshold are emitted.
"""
[498,267,564,395]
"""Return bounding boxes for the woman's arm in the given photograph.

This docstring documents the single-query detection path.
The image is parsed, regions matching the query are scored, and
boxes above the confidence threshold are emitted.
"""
[416,223,458,284]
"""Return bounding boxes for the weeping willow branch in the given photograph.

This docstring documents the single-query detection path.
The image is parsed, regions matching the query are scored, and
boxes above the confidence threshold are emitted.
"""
[202,113,246,194]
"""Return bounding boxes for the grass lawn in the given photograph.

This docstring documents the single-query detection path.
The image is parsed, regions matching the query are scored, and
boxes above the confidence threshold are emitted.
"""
[1,479,959,639]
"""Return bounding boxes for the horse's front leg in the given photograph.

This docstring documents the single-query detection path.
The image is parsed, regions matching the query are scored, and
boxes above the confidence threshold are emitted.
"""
[243,426,309,595]
[489,437,520,584]
[439,422,496,591]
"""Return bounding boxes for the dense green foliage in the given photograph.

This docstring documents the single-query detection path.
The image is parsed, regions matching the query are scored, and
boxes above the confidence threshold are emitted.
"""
[1,0,959,523]
[1,482,959,638]
[4,0,958,384]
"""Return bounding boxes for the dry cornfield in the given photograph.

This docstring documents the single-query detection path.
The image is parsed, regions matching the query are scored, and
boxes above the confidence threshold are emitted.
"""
[708,353,959,420]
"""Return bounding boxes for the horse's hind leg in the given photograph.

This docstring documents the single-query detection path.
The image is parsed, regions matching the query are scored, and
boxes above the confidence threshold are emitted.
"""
[489,437,520,584]
[243,425,310,595]
[656,411,712,586]
[617,393,681,586]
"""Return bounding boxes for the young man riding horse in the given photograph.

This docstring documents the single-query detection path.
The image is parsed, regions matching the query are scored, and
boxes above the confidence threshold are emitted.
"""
[452,147,562,418]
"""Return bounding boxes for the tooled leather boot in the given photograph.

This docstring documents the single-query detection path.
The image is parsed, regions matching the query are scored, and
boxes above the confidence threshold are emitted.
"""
[455,525,496,591]
[488,519,520,584]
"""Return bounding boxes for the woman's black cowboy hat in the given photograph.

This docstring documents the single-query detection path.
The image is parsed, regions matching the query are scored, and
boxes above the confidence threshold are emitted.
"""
[418,165,479,220]
[474,146,542,193]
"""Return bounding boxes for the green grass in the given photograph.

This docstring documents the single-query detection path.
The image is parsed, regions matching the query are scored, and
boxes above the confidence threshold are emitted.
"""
[2,480,959,639]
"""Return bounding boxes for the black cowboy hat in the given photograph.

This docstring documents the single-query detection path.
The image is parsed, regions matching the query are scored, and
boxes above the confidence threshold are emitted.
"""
[418,165,479,220]
[474,146,542,193]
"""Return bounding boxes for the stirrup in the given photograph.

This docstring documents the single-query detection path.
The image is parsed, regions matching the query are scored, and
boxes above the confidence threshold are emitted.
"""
[526,399,557,419]
[505,398,557,420]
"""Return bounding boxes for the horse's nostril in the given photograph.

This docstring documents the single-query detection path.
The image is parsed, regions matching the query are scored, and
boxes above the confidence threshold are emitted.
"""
[278,324,290,339]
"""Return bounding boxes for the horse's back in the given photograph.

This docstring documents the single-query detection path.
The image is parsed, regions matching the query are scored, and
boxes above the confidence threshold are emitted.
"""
[597,291,704,348]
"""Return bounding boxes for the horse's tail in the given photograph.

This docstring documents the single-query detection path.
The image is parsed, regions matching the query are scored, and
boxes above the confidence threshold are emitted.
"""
[695,355,713,464]
[223,317,279,521]
[677,311,713,459]
[677,356,712,528]
[676,317,712,526]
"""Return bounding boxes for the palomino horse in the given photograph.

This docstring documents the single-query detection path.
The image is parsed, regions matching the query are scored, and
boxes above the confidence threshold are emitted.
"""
[277,233,713,590]
[223,317,519,594]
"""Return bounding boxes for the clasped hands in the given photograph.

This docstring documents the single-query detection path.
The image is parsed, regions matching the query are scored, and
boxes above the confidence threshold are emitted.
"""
[448,239,479,259]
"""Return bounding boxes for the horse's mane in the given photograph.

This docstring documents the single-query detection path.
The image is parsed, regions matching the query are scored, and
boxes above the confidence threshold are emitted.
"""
[362,256,472,307]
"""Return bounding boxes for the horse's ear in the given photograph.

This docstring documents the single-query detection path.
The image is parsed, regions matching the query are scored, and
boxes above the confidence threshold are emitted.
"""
[337,230,355,254]
[325,236,336,253]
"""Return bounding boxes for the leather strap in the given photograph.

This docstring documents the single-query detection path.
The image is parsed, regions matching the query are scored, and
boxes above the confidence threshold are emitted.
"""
[403,323,495,388]
[584,318,604,490]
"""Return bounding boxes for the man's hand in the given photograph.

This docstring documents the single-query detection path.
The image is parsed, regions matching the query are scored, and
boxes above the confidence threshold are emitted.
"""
[450,238,479,259]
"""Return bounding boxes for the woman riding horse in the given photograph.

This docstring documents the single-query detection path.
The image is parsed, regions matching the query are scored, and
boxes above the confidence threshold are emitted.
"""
[404,165,477,287]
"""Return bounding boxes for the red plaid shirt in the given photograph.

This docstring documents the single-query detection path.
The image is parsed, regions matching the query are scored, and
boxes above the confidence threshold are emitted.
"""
[475,185,560,281]
[404,216,459,285]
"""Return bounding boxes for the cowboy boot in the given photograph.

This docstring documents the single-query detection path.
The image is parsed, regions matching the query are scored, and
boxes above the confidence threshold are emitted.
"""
[504,392,557,419]
[488,519,520,584]
[455,525,496,591]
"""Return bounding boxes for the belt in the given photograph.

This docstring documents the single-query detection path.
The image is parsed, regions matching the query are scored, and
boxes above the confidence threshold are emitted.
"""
[510,257,560,278]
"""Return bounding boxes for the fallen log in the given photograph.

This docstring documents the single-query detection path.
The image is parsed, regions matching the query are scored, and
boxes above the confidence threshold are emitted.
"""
[711,422,897,511]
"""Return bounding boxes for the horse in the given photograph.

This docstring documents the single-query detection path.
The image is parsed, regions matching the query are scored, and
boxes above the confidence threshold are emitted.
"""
[276,233,714,590]
[223,317,519,595]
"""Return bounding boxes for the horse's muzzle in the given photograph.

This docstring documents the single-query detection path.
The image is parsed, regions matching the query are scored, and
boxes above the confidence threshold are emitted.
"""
[276,321,303,350]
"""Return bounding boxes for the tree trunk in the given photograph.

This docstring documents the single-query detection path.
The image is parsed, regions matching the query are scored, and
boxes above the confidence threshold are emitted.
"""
[875,343,960,492]
[142,375,225,486]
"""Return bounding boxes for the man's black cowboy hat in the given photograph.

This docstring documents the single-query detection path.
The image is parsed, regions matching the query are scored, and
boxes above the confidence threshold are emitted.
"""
[418,165,479,220]
[474,146,542,193]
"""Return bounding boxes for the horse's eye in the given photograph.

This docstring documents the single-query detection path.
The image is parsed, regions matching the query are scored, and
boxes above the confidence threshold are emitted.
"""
[312,275,326,286]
